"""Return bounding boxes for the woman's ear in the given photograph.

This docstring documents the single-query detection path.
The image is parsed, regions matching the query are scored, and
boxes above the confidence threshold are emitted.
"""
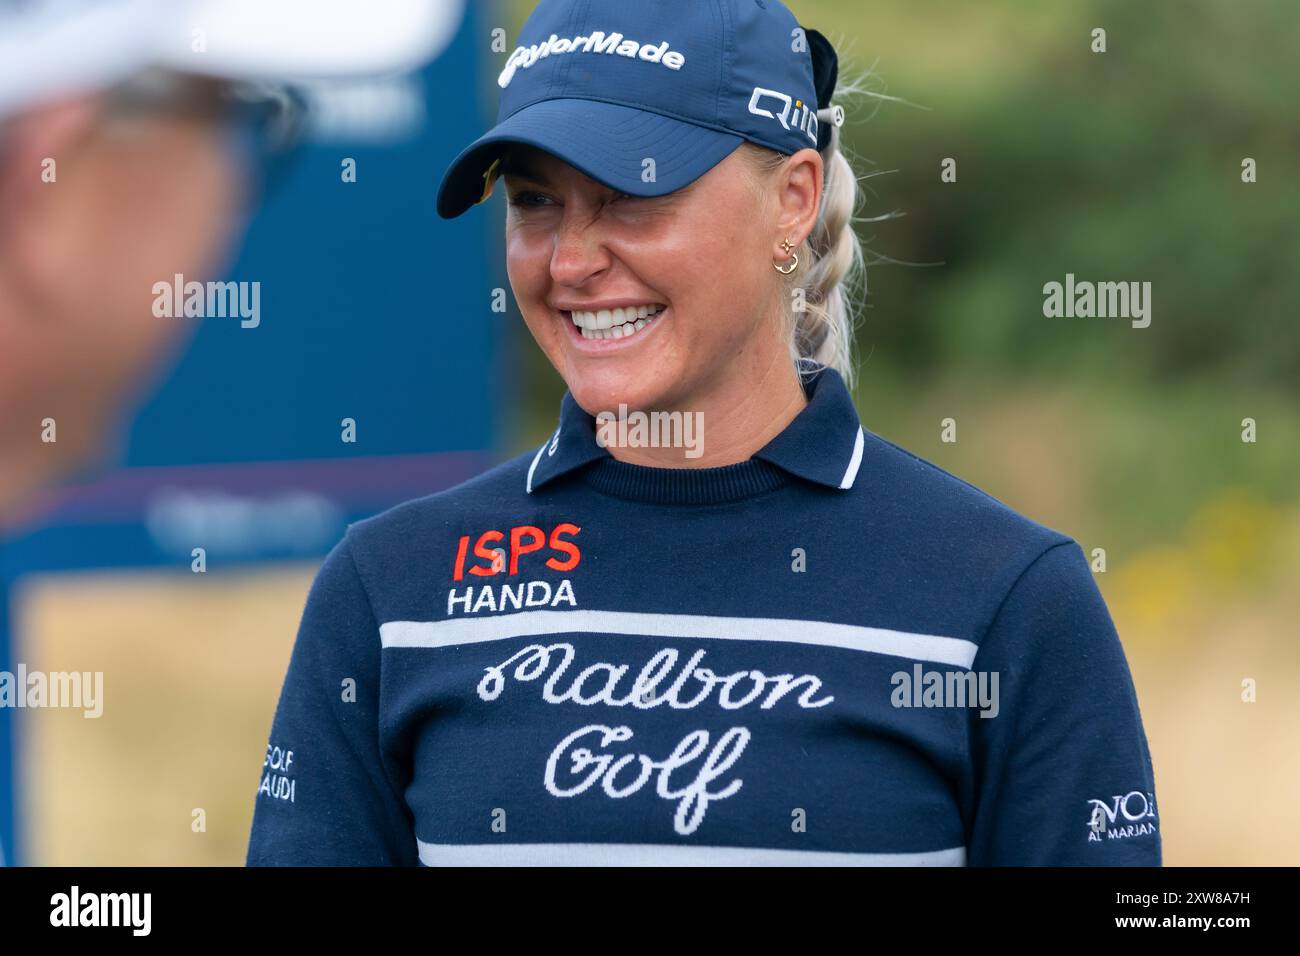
[774,147,824,250]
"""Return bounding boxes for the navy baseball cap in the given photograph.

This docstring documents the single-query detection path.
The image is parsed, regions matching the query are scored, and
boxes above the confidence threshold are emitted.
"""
[435,0,843,219]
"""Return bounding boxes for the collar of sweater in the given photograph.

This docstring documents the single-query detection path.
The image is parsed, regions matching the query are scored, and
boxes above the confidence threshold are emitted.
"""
[525,362,866,506]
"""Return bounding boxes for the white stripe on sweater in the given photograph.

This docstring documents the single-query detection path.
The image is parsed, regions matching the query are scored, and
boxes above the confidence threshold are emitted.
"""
[840,426,865,489]
[417,840,966,867]
[380,609,978,668]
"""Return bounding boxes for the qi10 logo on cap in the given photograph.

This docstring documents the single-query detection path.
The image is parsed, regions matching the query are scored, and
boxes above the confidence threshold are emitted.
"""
[498,29,687,89]
[748,87,820,146]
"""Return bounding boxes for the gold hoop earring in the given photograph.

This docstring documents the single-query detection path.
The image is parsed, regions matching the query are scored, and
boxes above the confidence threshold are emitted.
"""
[774,238,799,275]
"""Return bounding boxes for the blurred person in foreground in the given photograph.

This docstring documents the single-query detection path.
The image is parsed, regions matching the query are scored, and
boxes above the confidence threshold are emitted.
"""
[0,0,463,529]
[0,0,463,867]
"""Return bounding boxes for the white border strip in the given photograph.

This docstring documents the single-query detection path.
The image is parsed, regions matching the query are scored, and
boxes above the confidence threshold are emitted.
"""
[381,609,977,668]
[839,425,865,489]
[524,441,547,494]
[417,840,965,867]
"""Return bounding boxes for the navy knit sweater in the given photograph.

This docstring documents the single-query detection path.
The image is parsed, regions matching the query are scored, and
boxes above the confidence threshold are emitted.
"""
[246,366,1161,866]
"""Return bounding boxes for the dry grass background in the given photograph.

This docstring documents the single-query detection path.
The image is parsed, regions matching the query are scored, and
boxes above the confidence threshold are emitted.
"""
[16,564,313,866]
[1113,507,1300,865]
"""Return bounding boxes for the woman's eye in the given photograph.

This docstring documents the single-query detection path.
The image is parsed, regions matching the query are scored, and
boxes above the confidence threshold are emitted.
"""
[506,190,639,208]
[508,191,551,207]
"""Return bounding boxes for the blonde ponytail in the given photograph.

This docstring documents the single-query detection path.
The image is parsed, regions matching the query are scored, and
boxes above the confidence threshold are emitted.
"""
[741,66,874,389]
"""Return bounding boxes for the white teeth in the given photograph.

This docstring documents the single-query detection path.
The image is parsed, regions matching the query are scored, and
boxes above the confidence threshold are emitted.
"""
[568,303,666,341]
[568,303,665,330]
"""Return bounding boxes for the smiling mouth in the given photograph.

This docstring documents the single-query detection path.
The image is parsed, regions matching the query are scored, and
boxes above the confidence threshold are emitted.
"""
[564,303,667,341]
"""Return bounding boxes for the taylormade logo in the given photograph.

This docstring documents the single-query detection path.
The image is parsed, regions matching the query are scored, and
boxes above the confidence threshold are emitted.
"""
[499,31,685,88]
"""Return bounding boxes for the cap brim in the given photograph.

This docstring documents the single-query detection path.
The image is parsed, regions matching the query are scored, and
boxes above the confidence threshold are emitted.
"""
[436,98,744,220]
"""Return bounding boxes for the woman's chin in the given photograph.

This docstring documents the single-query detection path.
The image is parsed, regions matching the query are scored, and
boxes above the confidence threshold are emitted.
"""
[567,376,673,419]
[561,360,675,416]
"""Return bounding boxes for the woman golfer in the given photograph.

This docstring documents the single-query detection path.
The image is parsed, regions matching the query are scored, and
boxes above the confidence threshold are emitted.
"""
[248,0,1160,866]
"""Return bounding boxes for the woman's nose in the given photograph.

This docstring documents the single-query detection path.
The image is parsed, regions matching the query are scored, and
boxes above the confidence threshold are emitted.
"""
[549,206,611,287]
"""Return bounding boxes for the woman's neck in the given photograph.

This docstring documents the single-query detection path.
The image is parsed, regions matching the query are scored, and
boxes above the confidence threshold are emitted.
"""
[604,353,809,470]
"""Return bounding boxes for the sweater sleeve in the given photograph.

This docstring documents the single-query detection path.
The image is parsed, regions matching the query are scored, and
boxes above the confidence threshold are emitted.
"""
[966,540,1162,866]
[246,533,417,866]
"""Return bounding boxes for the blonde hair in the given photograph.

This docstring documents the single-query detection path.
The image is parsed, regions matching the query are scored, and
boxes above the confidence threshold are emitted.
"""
[739,65,876,389]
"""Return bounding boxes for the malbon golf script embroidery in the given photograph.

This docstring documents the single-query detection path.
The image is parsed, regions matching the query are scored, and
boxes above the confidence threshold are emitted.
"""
[477,641,835,835]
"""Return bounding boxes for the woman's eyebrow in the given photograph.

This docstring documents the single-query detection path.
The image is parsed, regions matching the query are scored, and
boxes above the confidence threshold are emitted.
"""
[498,156,548,184]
